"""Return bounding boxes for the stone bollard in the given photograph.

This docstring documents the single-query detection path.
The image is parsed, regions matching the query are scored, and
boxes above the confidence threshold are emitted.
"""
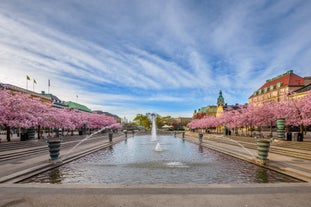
[199,133,203,144]
[108,132,113,142]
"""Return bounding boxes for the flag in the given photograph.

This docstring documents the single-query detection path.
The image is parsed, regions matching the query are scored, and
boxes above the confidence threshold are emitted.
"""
[34,79,37,84]
[26,75,30,80]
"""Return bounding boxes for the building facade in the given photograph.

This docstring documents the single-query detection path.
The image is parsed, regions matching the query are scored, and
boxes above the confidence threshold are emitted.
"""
[248,70,310,105]
[0,83,52,104]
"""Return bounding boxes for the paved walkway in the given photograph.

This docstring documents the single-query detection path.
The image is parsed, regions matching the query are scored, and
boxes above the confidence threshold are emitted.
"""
[1,132,311,207]
[1,183,311,207]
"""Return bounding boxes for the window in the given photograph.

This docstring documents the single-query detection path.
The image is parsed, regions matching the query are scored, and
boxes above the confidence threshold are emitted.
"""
[270,85,274,91]
[264,87,268,93]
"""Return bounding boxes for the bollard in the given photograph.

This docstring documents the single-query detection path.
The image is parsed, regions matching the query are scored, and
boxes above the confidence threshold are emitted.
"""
[276,118,285,140]
[48,140,61,161]
[27,127,35,140]
[108,132,113,142]
[256,140,270,160]
[199,133,203,144]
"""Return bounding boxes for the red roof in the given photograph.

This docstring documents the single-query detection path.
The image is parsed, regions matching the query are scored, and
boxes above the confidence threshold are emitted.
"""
[259,72,303,90]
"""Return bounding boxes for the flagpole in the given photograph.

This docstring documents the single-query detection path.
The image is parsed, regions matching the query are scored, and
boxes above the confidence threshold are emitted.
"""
[26,75,30,90]
[33,79,37,92]
[48,79,50,93]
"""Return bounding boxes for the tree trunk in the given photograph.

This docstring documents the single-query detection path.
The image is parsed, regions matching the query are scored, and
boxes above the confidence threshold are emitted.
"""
[6,125,11,142]
[300,124,303,134]
[37,125,41,139]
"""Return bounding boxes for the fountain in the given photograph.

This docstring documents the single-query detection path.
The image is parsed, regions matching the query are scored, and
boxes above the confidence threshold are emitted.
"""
[24,135,301,184]
[211,135,256,159]
[148,113,163,151]
[61,126,109,161]
[154,142,162,151]
[150,114,157,142]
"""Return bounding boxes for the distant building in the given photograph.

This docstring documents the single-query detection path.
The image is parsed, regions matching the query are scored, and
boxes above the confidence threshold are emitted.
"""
[41,91,67,108]
[174,117,192,128]
[92,110,121,122]
[216,90,225,118]
[64,101,92,112]
[249,70,311,105]
[193,90,237,119]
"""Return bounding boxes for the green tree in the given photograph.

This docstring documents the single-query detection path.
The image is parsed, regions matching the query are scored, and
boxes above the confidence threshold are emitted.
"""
[133,114,151,130]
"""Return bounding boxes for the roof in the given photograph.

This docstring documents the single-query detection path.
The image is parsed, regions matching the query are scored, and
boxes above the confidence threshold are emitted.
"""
[259,70,303,90]
[206,106,218,113]
[294,84,311,93]
[249,70,305,98]
[197,107,207,113]
[1,83,51,102]
[64,101,92,112]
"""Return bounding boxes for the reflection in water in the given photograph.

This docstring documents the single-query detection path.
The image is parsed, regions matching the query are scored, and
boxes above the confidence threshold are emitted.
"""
[256,168,269,183]
[48,168,62,184]
[198,145,203,153]
[22,135,301,184]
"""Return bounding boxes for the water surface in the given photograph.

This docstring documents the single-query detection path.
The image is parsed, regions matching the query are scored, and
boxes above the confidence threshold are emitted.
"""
[23,135,300,184]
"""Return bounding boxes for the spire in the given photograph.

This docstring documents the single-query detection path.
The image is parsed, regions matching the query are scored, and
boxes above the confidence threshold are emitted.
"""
[217,90,224,106]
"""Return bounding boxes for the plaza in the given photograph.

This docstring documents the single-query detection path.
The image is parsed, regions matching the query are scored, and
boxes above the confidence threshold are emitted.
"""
[1,1,311,206]
[1,131,311,206]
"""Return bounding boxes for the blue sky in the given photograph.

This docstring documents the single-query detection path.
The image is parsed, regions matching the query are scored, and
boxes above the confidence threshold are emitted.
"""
[0,0,310,121]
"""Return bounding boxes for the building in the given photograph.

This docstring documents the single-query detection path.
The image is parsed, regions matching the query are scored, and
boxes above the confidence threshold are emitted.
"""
[216,90,225,118]
[248,70,310,105]
[93,110,121,123]
[41,91,67,108]
[64,101,92,112]
[1,83,93,113]
[174,117,192,128]
[193,90,237,119]
[0,83,52,104]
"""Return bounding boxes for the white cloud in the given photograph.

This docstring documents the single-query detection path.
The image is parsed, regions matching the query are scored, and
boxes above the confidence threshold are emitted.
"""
[1,0,311,120]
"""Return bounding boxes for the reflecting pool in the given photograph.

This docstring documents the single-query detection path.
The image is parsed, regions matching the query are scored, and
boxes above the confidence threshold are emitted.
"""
[22,135,300,184]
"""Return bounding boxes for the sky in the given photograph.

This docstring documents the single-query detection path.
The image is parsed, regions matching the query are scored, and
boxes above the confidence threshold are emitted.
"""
[0,0,310,121]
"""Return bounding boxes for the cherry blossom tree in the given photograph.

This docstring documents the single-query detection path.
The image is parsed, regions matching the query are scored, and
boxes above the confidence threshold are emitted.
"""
[1,88,121,141]
[0,89,47,141]
[286,91,311,134]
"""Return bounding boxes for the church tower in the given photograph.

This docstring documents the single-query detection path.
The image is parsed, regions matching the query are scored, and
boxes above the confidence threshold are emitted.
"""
[216,90,224,118]
[217,90,225,106]
[216,90,225,133]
